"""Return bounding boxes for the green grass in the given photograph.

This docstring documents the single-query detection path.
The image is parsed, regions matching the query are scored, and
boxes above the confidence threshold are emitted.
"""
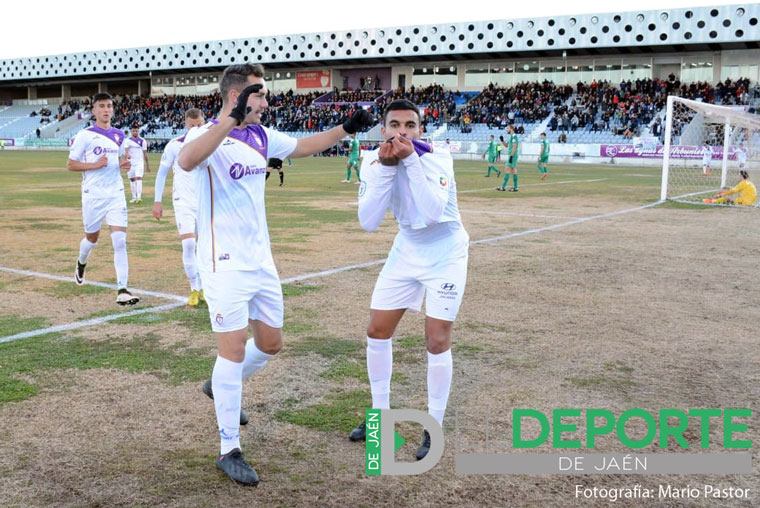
[281,284,325,297]
[288,335,363,359]
[0,331,213,405]
[42,281,109,298]
[274,389,371,432]
[0,315,51,337]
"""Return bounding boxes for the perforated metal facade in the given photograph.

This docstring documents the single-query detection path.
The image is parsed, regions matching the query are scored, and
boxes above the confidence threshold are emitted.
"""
[1,4,758,82]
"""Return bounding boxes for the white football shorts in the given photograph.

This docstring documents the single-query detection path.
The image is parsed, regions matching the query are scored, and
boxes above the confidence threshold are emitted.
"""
[371,226,469,322]
[82,196,128,233]
[173,199,198,236]
[127,165,145,179]
[200,264,284,332]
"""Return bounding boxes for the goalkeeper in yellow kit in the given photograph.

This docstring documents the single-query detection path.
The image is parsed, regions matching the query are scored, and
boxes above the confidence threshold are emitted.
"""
[703,170,757,206]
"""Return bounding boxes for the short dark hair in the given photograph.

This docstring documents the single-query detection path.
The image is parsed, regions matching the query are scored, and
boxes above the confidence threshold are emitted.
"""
[540,132,546,137]
[185,108,204,119]
[92,92,113,104]
[131,124,139,129]
[383,99,420,125]
[220,64,265,104]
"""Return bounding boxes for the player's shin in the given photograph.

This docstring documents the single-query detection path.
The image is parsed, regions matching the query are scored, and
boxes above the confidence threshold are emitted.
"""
[366,337,392,409]
[212,356,244,454]
[181,238,200,291]
[111,231,129,288]
[78,237,97,264]
[427,349,453,426]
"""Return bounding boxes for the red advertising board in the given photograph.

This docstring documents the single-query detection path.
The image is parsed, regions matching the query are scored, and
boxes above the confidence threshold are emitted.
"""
[296,70,331,89]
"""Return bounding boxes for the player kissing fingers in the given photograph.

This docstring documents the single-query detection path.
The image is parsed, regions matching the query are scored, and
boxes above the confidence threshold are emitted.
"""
[389,135,414,159]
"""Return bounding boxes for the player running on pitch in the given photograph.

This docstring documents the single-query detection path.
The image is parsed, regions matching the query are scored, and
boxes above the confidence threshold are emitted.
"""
[122,124,151,203]
[68,93,139,305]
[153,108,207,306]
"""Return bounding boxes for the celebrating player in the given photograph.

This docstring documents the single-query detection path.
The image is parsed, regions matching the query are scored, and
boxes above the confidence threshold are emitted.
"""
[538,132,550,180]
[342,132,361,184]
[122,124,151,203]
[348,99,468,461]
[153,108,206,306]
[482,135,501,178]
[67,93,139,306]
[177,63,374,486]
[703,170,757,206]
[497,125,520,191]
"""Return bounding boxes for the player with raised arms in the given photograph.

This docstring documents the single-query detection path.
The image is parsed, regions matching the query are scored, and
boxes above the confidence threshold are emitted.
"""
[177,63,374,486]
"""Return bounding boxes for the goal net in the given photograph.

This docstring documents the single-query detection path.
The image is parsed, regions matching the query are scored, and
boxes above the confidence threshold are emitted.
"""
[661,96,760,206]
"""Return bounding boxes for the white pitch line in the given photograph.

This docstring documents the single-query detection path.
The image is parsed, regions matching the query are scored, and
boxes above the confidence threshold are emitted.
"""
[458,178,608,194]
[471,200,664,245]
[459,210,583,220]
[0,198,661,343]
[0,266,186,302]
[0,302,185,344]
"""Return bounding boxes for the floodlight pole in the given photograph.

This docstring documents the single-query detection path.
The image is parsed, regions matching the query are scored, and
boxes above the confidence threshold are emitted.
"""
[660,95,674,201]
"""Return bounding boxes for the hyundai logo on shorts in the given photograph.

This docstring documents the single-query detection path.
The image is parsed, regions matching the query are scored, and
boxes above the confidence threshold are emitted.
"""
[229,162,266,180]
[441,283,456,291]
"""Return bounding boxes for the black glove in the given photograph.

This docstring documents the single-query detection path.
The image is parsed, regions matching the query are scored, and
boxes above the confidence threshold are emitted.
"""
[343,109,374,134]
[499,135,504,142]
[229,84,263,125]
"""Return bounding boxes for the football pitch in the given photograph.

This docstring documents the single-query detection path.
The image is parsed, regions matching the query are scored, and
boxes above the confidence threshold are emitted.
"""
[0,151,757,507]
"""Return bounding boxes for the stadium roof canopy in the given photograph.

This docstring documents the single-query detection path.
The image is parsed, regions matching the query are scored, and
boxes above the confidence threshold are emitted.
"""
[1,4,758,84]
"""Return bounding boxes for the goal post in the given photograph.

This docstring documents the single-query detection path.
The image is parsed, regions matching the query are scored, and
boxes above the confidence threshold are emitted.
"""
[661,96,760,205]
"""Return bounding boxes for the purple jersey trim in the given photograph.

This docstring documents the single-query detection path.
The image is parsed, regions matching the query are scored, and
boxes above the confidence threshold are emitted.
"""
[412,139,433,157]
[86,125,124,146]
[210,119,268,159]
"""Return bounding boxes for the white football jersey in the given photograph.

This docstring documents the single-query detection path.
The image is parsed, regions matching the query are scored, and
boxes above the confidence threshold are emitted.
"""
[737,148,748,163]
[122,136,147,170]
[181,120,297,272]
[69,125,126,199]
[358,140,462,242]
[154,134,199,207]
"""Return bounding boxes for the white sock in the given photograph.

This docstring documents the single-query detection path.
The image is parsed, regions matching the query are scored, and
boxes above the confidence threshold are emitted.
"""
[242,339,273,379]
[181,237,200,291]
[110,231,128,289]
[78,238,97,265]
[212,355,243,455]
[367,337,392,409]
[136,180,143,199]
[130,181,136,199]
[427,349,453,427]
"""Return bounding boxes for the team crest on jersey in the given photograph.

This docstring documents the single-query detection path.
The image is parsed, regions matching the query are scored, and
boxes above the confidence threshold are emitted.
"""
[439,176,448,187]
[115,133,121,143]
[215,313,224,325]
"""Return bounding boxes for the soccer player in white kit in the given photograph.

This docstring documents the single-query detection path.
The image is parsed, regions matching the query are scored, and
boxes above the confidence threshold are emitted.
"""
[348,99,469,461]
[153,108,206,306]
[67,93,140,306]
[737,142,748,170]
[177,63,374,486]
[122,125,151,203]
[702,144,714,175]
